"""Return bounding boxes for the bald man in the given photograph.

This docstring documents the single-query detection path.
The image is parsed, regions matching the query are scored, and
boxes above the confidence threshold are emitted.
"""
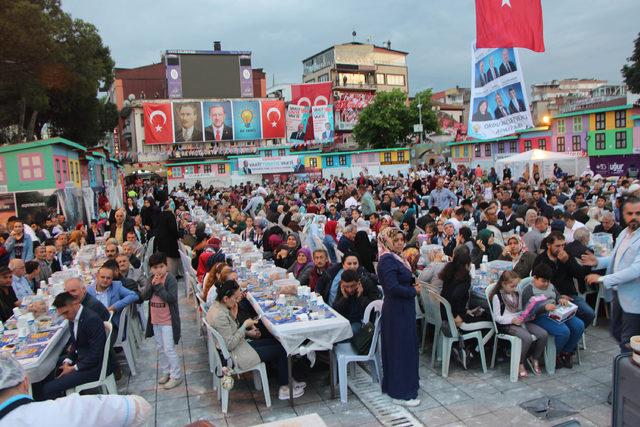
[64,277,110,322]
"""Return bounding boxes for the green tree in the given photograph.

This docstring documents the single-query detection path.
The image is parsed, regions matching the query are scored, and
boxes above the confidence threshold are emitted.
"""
[409,89,440,138]
[0,0,115,146]
[353,89,413,149]
[622,32,640,94]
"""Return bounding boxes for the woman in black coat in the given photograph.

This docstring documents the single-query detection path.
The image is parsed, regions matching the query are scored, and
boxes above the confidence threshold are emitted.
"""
[438,246,472,326]
[153,206,180,276]
[353,230,376,274]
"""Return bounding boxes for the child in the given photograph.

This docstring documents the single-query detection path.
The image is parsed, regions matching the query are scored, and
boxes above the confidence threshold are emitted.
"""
[140,252,182,389]
[490,271,547,378]
[519,263,584,369]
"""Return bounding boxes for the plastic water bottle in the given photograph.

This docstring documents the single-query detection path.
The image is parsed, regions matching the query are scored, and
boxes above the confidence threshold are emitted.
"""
[40,280,47,295]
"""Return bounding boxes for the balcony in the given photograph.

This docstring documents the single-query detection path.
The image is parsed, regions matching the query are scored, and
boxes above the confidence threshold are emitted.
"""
[333,81,377,91]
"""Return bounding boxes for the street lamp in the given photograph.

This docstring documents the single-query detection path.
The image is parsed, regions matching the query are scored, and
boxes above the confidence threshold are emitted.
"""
[417,100,423,144]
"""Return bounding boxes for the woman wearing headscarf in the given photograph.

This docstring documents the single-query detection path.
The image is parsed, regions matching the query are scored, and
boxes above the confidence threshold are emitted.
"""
[378,227,421,407]
[499,235,537,278]
[323,220,339,264]
[471,229,503,268]
[417,246,447,294]
[287,247,313,279]
[353,230,376,274]
[274,234,300,270]
[252,217,267,249]
[401,216,420,248]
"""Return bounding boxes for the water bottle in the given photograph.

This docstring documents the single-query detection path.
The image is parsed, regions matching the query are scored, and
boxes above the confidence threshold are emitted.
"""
[40,280,47,295]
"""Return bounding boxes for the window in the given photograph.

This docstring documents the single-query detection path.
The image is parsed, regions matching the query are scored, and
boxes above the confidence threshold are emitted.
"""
[18,153,45,181]
[383,152,392,163]
[0,157,6,184]
[326,157,334,166]
[572,135,581,151]
[556,137,565,152]
[339,155,347,166]
[484,143,491,156]
[317,73,330,82]
[510,141,517,153]
[263,150,272,157]
[538,139,547,150]
[557,119,565,134]
[475,145,481,157]
[573,118,583,132]
[278,149,286,156]
[524,140,532,151]
[615,131,627,149]
[595,113,605,130]
[386,74,405,86]
[217,164,226,174]
[55,159,62,183]
[62,159,68,182]
[615,110,626,128]
[185,166,195,175]
[309,158,317,168]
[397,151,405,161]
[69,162,75,182]
[376,74,385,85]
[497,142,505,154]
[463,146,469,157]
[338,73,365,85]
[203,164,212,173]
[595,133,606,150]
[171,167,182,178]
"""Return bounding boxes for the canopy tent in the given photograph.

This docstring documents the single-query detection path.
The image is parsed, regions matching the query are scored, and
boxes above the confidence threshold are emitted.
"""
[495,149,587,181]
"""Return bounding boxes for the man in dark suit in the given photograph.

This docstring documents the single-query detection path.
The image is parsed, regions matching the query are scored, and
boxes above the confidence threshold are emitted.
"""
[289,123,306,141]
[493,92,510,119]
[204,105,233,141]
[174,103,203,142]
[507,88,527,114]
[499,48,517,76]
[293,158,306,173]
[38,292,107,400]
[241,160,252,175]
[322,122,334,140]
[476,61,488,87]
[486,57,500,82]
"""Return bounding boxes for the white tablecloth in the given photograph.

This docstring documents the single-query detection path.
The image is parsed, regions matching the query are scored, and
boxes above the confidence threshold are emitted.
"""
[247,293,352,356]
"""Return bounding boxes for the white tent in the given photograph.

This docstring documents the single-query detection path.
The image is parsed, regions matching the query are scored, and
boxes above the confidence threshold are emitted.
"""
[495,149,587,180]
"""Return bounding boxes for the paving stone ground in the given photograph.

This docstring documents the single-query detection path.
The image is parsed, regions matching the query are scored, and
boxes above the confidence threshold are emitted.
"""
[115,289,616,427]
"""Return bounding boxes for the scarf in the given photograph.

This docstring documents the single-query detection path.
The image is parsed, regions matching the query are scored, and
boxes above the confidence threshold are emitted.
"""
[293,248,312,277]
[377,226,412,272]
[500,290,520,313]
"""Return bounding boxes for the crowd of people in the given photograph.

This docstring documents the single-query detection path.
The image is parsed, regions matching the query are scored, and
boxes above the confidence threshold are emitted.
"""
[0,159,639,418]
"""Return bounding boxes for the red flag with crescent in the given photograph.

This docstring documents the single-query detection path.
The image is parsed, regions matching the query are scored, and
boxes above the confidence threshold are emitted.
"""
[291,82,332,141]
[143,103,174,144]
[260,100,286,139]
[475,0,545,52]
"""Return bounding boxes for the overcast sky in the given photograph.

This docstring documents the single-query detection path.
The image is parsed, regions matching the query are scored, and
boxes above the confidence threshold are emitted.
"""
[62,0,639,95]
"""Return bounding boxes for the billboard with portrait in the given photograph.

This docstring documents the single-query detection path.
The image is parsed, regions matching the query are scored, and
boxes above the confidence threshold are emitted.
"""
[312,105,334,143]
[202,100,234,141]
[468,43,532,140]
[286,105,310,143]
[173,101,204,142]
[236,155,302,175]
[232,100,262,140]
[334,91,375,130]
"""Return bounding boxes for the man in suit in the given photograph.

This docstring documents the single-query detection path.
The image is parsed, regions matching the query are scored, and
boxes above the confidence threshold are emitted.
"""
[476,61,488,87]
[241,160,252,175]
[586,197,640,353]
[174,103,203,142]
[289,123,306,141]
[64,277,110,321]
[54,234,73,269]
[109,208,134,245]
[104,201,117,229]
[493,92,510,119]
[87,265,138,329]
[38,292,107,400]
[486,57,500,82]
[322,122,334,140]
[499,48,517,76]
[204,105,233,141]
[293,157,306,173]
[507,87,527,114]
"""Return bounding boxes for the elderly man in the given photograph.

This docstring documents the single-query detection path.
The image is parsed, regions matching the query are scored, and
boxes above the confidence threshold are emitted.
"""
[34,244,52,283]
[116,254,143,290]
[9,259,33,301]
[593,211,622,244]
[87,265,138,328]
[54,234,73,269]
[523,216,549,254]
[109,208,133,245]
[122,241,141,269]
[338,224,357,254]
[64,277,110,321]
[104,243,119,261]
[45,245,61,273]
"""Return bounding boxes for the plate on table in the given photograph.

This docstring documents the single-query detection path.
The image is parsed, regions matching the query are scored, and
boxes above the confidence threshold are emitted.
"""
[15,344,47,361]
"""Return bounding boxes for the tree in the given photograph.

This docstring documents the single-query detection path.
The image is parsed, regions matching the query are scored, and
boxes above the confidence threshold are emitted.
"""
[409,89,440,138]
[622,32,640,94]
[0,0,116,146]
[353,89,413,149]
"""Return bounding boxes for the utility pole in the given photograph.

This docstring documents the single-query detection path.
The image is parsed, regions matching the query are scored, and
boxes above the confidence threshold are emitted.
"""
[417,95,423,145]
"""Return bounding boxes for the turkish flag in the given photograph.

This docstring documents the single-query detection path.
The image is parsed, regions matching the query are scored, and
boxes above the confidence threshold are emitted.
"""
[143,103,174,144]
[260,100,286,139]
[476,0,545,52]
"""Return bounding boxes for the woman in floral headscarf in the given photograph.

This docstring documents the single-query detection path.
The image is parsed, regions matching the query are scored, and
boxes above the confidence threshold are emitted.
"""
[377,227,421,407]
[499,235,537,278]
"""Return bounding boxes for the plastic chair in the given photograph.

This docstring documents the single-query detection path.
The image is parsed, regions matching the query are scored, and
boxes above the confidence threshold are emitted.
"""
[114,305,137,376]
[66,322,118,395]
[142,236,155,276]
[419,283,443,367]
[428,290,488,377]
[202,319,271,413]
[331,300,383,403]
[592,282,608,327]
[485,284,523,383]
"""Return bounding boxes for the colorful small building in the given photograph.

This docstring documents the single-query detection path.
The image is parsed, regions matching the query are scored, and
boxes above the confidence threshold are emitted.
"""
[320,148,410,178]
[166,159,234,188]
[449,135,519,170]
[518,126,552,153]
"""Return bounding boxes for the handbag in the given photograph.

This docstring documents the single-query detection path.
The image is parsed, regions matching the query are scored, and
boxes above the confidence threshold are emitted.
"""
[351,322,375,355]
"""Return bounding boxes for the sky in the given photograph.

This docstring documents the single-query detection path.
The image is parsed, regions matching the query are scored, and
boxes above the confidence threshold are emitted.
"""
[61,0,639,96]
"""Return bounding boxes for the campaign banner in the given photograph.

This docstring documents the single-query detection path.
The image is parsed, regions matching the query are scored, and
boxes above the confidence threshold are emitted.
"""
[260,100,286,139]
[334,91,375,130]
[590,155,638,177]
[291,82,332,107]
[143,103,174,144]
[165,55,183,99]
[286,104,310,143]
[239,55,253,98]
[232,100,262,140]
[237,155,305,175]
[468,43,533,140]
[312,105,334,143]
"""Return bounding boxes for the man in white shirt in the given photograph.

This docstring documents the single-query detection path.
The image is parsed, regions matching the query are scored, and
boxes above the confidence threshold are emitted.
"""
[344,189,359,210]
[563,212,586,243]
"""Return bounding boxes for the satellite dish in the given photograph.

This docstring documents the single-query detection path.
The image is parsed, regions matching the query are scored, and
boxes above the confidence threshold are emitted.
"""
[128,94,136,101]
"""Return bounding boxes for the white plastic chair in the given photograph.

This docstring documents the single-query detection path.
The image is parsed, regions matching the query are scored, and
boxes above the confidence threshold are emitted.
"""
[66,322,118,395]
[428,290,488,378]
[142,236,155,276]
[114,305,137,376]
[418,281,443,362]
[331,300,383,403]
[485,284,523,382]
[202,319,271,413]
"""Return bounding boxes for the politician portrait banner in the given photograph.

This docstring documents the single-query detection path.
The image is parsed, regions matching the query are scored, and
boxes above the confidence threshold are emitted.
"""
[286,104,310,143]
[203,100,234,142]
[173,101,204,143]
[468,43,533,140]
[236,155,302,175]
[232,100,262,140]
[312,105,334,143]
